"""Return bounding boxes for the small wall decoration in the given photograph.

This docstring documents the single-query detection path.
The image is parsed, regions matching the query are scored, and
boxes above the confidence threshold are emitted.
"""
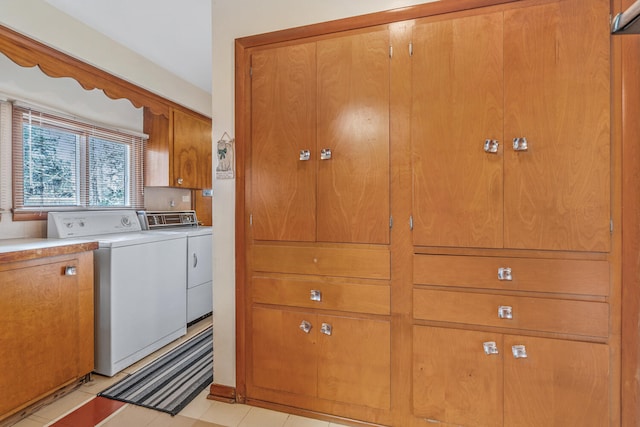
[216,132,235,179]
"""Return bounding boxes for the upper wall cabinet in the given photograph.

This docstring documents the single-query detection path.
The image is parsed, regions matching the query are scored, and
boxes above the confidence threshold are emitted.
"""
[144,107,213,189]
[250,28,390,244]
[411,0,611,252]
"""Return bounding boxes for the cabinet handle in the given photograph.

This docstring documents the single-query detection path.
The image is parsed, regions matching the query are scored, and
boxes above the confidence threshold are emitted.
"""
[64,266,77,276]
[320,148,332,160]
[483,341,499,355]
[177,177,184,185]
[484,139,499,154]
[497,267,512,281]
[321,323,332,336]
[512,345,528,359]
[498,305,513,319]
[299,320,312,334]
[299,150,311,161]
[512,137,528,151]
[193,253,198,268]
[310,289,322,302]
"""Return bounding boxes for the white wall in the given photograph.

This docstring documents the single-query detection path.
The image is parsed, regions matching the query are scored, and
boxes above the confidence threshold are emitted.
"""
[211,0,435,388]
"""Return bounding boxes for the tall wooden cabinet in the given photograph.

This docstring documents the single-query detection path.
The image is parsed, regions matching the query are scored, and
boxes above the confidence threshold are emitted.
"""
[245,26,392,426]
[238,0,616,426]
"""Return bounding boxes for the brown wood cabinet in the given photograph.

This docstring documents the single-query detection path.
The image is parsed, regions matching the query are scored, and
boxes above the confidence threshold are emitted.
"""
[250,28,390,245]
[410,0,610,252]
[236,0,617,426]
[413,326,609,427]
[144,107,212,189]
[0,250,94,421]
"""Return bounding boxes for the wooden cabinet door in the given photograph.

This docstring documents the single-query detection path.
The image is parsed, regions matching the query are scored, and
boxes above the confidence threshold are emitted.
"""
[317,315,390,410]
[251,42,317,241]
[316,29,390,244]
[173,109,212,188]
[503,0,610,251]
[411,13,504,248]
[0,257,80,416]
[413,326,503,426]
[503,335,609,426]
[251,307,317,397]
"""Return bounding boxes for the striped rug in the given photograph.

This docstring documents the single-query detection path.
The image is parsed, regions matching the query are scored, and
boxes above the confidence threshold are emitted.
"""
[98,325,213,416]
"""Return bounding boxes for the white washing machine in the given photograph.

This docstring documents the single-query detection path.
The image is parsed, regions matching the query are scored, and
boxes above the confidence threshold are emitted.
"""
[48,210,187,376]
[138,210,213,324]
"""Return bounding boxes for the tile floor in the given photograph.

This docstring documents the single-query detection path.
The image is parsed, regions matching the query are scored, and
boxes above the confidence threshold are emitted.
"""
[9,318,351,427]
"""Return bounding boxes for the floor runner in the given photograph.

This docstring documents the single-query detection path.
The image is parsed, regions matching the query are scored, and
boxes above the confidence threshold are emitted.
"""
[99,326,213,416]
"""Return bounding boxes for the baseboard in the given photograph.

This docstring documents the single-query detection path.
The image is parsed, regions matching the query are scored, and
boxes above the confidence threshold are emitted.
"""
[208,383,236,403]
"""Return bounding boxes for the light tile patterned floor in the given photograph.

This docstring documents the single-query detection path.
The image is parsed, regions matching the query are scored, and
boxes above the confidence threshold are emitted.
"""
[9,318,352,427]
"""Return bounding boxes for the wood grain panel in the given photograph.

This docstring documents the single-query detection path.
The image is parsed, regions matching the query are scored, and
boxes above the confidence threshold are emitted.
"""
[250,43,317,242]
[317,316,390,410]
[503,0,611,251]
[411,12,503,248]
[619,2,640,424]
[413,254,609,296]
[143,107,171,187]
[250,307,317,397]
[0,257,80,416]
[172,109,212,189]
[316,28,390,244]
[504,335,609,426]
[413,326,503,426]
[252,276,390,315]
[413,288,609,337]
[252,244,390,279]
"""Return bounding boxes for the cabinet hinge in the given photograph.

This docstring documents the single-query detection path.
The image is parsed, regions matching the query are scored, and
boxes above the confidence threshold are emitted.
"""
[250,214,253,226]
[610,219,613,233]
[409,215,414,231]
[390,216,393,229]
[389,45,393,59]
[409,42,413,57]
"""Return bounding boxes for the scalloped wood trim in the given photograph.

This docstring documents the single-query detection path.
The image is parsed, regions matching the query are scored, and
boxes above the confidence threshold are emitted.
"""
[0,24,172,117]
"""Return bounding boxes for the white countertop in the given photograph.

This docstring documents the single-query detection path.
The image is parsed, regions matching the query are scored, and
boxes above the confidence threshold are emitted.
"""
[0,238,99,263]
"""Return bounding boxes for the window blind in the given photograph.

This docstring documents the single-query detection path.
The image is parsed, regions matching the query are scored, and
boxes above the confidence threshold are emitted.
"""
[0,101,11,213]
[12,104,146,213]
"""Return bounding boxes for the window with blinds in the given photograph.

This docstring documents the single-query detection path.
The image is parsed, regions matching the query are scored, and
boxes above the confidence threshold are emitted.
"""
[12,104,145,215]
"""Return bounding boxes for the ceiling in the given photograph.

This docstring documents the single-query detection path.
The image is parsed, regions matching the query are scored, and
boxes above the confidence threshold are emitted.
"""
[44,0,212,94]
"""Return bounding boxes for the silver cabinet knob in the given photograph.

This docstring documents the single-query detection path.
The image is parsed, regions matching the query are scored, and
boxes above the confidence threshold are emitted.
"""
[310,289,322,302]
[299,150,311,161]
[497,267,512,281]
[483,341,499,355]
[320,148,332,160]
[64,266,77,276]
[177,177,184,185]
[498,305,513,319]
[321,323,332,336]
[484,139,499,153]
[512,137,528,151]
[512,345,528,359]
[299,320,312,334]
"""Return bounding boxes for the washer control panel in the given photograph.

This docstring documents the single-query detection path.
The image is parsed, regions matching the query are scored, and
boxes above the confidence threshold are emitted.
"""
[48,210,142,238]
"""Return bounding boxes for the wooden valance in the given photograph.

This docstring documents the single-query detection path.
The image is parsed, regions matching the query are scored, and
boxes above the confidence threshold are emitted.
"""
[0,24,173,117]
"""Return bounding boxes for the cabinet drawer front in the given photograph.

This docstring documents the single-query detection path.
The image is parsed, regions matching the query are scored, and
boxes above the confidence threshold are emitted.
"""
[413,289,608,337]
[252,245,390,279]
[253,277,390,315]
[413,255,609,296]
